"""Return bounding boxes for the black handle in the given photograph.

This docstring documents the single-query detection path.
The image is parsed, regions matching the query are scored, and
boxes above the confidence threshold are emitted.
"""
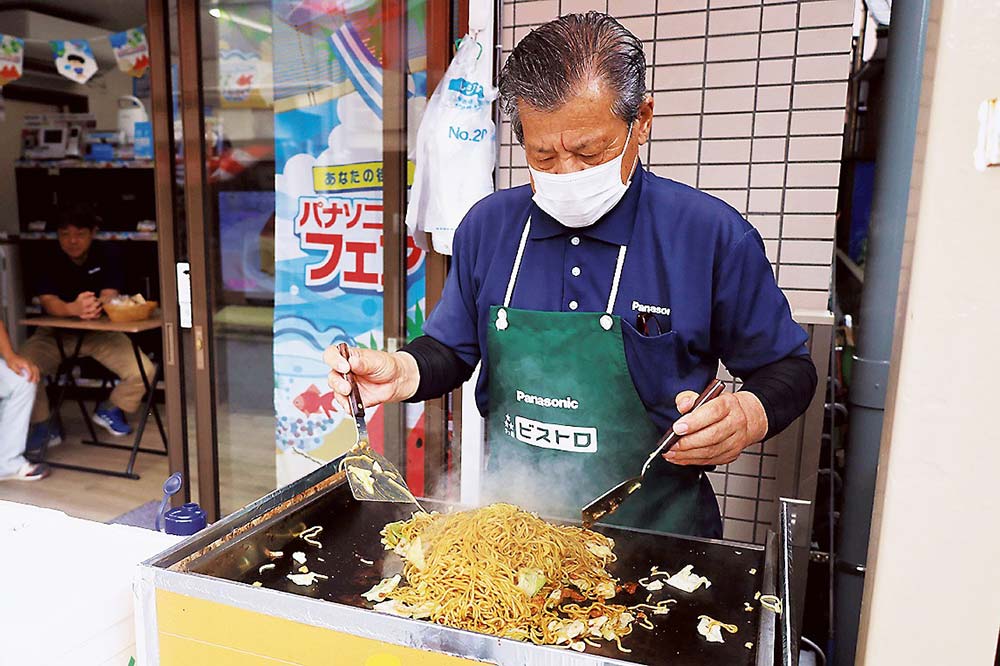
[337,342,365,419]
[655,379,726,455]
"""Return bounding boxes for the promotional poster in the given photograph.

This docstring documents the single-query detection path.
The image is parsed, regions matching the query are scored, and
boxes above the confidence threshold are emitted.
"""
[271,2,429,490]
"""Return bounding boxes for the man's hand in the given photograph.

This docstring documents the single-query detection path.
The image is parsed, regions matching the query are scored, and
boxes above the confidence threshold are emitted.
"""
[5,353,39,383]
[323,346,420,411]
[663,390,768,466]
[73,291,102,320]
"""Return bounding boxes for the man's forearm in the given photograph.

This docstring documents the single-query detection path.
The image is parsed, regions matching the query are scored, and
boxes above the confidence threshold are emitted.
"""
[400,336,475,402]
[740,353,818,439]
[39,297,75,317]
[0,324,14,360]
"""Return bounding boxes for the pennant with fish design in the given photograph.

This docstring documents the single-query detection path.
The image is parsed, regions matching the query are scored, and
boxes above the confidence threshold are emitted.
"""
[0,34,24,86]
[109,27,150,78]
[51,39,98,84]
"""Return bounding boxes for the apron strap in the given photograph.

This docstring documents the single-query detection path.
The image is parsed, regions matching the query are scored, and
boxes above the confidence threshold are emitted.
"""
[606,245,627,314]
[503,217,532,308]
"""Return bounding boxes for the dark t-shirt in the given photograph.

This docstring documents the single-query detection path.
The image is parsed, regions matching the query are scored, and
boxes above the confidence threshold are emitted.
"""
[35,241,126,302]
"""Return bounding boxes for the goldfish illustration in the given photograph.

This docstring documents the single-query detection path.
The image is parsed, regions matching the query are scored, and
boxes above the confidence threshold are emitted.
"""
[293,384,336,417]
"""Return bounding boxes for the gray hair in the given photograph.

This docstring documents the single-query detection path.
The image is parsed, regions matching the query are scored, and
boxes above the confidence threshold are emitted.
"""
[498,12,647,144]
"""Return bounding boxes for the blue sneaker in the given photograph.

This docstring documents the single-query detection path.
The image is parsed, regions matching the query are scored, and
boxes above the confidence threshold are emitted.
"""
[93,407,132,437]
[26,421,63,453]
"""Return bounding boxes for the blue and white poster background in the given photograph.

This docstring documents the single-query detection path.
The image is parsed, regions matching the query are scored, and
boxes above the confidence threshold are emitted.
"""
[272,10,428,487]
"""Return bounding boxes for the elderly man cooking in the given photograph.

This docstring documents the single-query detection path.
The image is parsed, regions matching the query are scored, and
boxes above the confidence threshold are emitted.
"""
[325,12,816,537]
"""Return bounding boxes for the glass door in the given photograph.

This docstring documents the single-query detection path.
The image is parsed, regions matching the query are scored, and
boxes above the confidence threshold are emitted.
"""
[174,0,457,518]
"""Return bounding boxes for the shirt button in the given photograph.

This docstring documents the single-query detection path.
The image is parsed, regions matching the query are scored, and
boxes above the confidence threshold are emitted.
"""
[570,236,581,246]
[568,300,579,310]
[571,266,581,277]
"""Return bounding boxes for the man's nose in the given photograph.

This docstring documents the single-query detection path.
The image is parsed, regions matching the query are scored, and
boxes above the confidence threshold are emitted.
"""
[550,156,588,174]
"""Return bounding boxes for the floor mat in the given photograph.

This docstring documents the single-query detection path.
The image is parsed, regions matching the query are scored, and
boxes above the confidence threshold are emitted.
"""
[107,500,160,530]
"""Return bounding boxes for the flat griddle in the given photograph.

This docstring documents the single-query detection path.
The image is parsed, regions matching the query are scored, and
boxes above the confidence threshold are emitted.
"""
[181,477,773,665]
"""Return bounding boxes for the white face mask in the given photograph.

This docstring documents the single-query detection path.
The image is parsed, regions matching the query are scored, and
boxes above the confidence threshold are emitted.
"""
[528,123,637,229]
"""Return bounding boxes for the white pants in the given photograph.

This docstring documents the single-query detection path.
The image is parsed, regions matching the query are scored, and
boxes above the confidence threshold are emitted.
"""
[0,360,36,476]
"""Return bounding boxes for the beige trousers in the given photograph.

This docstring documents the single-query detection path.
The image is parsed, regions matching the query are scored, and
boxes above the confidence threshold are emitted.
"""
[20,327,155,424]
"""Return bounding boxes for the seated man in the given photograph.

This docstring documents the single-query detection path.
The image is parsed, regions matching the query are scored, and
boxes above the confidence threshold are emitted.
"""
[0,320,48,481]
[21,207,155,447]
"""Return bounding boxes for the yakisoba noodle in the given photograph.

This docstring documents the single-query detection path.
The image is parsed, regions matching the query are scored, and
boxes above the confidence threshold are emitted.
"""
[366,503,669,651]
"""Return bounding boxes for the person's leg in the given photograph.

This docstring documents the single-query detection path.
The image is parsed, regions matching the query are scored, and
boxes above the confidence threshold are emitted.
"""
[18,329,63,425]
[0,359,47,480]
[80,332,155,434]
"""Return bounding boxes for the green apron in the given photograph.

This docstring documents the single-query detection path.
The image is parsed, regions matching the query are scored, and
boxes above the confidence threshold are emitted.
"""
[485,217,720,537]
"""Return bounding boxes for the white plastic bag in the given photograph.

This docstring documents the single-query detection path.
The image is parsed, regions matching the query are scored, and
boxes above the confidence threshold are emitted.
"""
[406,35,497,255]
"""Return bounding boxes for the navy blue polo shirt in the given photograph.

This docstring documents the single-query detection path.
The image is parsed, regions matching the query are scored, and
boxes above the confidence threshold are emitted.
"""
[423,165,808,432]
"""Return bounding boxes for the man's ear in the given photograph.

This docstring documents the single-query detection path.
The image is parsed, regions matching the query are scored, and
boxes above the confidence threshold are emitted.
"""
[636,95,654,146]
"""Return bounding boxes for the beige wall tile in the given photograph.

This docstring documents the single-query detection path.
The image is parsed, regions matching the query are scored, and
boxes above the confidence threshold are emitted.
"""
[511,168,531,187]
[786,162,842,187]
[751,137,787,161]
[747,214,781,238]
[756,85,792,111]
[699,163,750,188]
[749,188,783,212]
[655,37,708,65]
[502,27,514,50]
[646,65,654,91]
[763,239,780,263]
[787,135,843,161]
[511,149,527,167]
[794,54,852,82]
[758,58,794,84]
[784,288,830,312]
[790,109,845,135]
[658,11,709,38]
[707,33,759,61]
[709,7,762,35]
[503,3,514,27]
[659,165,699,184]
[642,40,655,66]
[780,239,834,264]
[760,30,796,57]
[653,114,702,139]
[620,15,656,40]
[792,81,849,109]
[566,0,609,12]
[497,169,511,189]
[703,112,754,137]
[703,188,748,211]
[608,0,657,16]
[655,90,704,115]
[514,25,532,43]
[705,87,756,113]
[659,0,710,11]
[784,187,839,213]
[798,0,855,28]
[709,0,759,8]
[500,121,512,145]
[701,138,752,163]
[750,162,786,188]
[648,139,700,163]
[723,518,754,542]
[797,26,854,55]
[777,264,832,290]
[762,3,797,31]
[753,111,790,137]
[655,63,705,89]
[706,60,758,87]
[724,497,760,520]
[782,214,835,238]
[512,0,559,25]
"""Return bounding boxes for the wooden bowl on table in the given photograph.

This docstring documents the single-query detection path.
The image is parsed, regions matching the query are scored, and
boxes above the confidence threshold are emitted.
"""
[103,300,158,323]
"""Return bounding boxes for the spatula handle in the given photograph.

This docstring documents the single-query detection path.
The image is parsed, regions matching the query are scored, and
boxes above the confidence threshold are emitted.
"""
[337,343,365,419]
[644,379,727,472]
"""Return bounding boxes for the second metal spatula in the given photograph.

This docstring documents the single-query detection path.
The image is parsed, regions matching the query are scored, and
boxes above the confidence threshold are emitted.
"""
[336,343,424,509]
[581,379,726,528]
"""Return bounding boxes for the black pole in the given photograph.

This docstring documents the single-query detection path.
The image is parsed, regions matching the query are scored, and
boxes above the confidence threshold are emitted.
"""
[833,1,933,664]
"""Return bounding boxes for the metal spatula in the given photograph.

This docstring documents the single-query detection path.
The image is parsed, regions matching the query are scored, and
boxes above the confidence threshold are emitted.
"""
[336,343,424,509]
[581,379,726,528]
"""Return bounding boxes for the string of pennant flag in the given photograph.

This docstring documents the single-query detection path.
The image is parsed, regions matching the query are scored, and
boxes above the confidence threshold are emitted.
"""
[0,26,149,87]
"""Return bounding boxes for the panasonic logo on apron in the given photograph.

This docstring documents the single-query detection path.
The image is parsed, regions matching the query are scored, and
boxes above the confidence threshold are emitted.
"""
[504,412,598,454]
[515,390,579,410]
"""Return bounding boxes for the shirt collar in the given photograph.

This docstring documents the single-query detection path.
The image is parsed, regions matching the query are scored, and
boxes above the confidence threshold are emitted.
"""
[527,162,645,246]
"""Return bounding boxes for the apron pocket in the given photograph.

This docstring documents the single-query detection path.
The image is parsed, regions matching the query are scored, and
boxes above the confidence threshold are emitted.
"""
[620,320,683,421]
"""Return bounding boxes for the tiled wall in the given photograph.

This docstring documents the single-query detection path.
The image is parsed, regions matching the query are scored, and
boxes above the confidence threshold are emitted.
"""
[497,0,852,543]
[498,0,853,316]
